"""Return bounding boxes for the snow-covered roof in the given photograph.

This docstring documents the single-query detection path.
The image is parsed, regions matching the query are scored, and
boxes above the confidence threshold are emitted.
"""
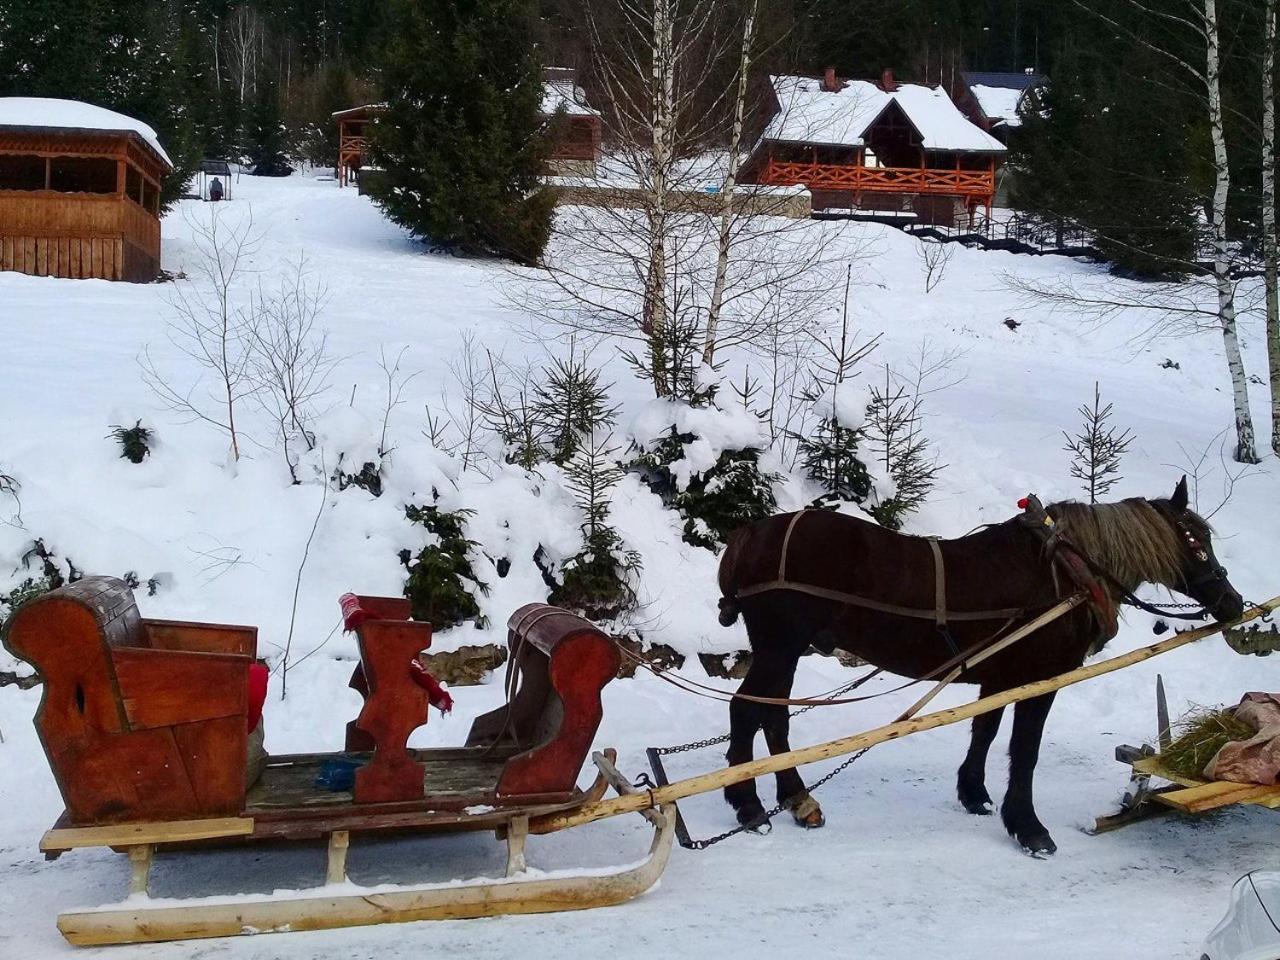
[970,84,1027,128]
[331,102,386,120]
[763,75,1005,153]
[964,71,1047,92]
[0,97,172,168]
[541,80,597,118]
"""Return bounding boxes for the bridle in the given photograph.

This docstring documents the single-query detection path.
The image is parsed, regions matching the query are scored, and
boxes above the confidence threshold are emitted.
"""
[1065,512,1232,624]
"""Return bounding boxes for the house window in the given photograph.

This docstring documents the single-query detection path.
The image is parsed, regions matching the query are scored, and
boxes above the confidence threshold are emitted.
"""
[126,165,143,206]
[0,154,46,190]
[49,156,118,194]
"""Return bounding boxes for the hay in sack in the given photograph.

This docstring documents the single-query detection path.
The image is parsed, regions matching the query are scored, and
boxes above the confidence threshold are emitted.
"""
[1159,705,1256,780]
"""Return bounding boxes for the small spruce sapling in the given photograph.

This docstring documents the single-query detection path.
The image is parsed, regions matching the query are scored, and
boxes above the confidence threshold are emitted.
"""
[552,432,641,620]
[534,348,618,465]
[108,421,153,463]
[400,503,490,628]
[791,267,879,507]
[862,364,942,531]
[1063,382,1134,503]
[630,377,778,550]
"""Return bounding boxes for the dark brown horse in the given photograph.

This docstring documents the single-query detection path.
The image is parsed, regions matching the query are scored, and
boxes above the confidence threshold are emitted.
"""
[716,479,1244,854]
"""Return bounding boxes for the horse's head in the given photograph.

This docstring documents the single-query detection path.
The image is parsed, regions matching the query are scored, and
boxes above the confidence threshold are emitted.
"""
[1151,476,1244,623]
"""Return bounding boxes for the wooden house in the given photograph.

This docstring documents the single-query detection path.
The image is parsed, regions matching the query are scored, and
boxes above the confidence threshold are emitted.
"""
[951,70,1048,144]
[541,68,601,176]
[0,98,173,282]
[740,69,1007,225]
[334,70,600,188]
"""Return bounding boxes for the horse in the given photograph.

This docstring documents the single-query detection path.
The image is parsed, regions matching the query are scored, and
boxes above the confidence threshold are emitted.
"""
[715,478,1244,854]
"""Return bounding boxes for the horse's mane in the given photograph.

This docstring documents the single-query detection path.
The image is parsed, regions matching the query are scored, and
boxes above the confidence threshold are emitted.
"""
[1047,498,1184,591]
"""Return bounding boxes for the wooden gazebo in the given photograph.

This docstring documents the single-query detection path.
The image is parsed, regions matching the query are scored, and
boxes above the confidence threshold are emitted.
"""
[741,69,1006,225]
[0,98,173,282]
[334,103,383,188]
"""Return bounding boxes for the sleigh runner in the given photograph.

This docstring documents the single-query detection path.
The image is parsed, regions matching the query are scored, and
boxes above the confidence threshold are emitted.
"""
[3,577,673,946]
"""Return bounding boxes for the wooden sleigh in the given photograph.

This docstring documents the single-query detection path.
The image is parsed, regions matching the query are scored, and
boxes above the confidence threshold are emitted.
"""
[2,577,674,946]
[1093,676,1280,834]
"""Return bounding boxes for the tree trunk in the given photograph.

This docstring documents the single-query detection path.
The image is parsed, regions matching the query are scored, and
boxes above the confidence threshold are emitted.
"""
[644,0,673,397]
[1206,0,1259,463]
[1265,0,1280,455]
[702,0,758,367]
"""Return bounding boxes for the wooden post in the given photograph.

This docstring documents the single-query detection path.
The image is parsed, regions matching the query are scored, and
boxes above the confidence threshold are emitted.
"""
[532,598,1280,834]
[127,845,153,897]
[326,831,350,885]
[505,816,528,877]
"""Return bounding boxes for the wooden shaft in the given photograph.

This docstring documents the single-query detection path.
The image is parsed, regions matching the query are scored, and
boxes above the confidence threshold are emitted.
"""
[898,595,1086,720]
[534,597,1280,833]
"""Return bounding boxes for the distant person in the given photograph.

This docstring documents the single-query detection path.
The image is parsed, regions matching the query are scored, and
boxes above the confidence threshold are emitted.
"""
[209,176,224,202]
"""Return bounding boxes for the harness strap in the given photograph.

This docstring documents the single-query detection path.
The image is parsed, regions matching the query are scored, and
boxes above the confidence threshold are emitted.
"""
[927,537,947,629]
[734,578,1025,621]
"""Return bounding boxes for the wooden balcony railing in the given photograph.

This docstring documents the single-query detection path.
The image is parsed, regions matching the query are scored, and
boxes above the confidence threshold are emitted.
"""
[759,160,995,198]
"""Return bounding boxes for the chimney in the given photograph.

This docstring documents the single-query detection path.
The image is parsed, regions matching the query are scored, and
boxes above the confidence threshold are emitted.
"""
[881,68,898,92]
[822,66,840,92]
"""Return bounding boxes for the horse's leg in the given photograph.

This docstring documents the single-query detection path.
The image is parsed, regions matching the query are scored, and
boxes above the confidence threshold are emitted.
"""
[956,684,1003,815]
[757,654,824,828]
[723,664,772,831]
[1001,691,1058,854]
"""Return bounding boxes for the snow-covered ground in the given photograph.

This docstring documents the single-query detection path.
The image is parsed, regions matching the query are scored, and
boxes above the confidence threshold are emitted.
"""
[2,172,1278,959]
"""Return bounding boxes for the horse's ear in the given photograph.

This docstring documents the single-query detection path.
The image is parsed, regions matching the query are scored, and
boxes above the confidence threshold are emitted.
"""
[1171,475,1189,512]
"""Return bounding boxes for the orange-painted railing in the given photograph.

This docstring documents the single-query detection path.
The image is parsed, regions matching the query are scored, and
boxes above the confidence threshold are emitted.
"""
[760,160,995,198]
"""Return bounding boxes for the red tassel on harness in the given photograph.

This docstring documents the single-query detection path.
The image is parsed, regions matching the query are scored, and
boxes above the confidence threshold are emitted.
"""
[408,659,454,715]
[338,593,367,632]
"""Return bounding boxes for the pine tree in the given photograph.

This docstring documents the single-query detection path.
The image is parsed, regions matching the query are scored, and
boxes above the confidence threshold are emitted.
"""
[551,432,640,620]
[1063,382,1135,503]
[863,365,941,531]
[791,268,877,508]
[534,350,618,466]
[366,0,556,265]
[243,83,291,175]
[400,503,489,627]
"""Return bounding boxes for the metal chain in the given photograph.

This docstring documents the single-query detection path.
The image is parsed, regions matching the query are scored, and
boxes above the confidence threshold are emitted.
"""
[650,668,880,758]
[646,667,883,850]
[674,746,876,850]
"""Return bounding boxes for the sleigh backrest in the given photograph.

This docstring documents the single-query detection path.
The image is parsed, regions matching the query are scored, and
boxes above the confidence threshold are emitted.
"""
[3,577,256,824]
[467,603,620,798]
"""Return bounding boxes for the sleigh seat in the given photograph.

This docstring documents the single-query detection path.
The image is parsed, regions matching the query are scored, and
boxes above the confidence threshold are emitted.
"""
[2,577,257,825]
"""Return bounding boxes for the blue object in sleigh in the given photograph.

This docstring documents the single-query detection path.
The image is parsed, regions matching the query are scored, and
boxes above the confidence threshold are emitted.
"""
[315,757,365,792]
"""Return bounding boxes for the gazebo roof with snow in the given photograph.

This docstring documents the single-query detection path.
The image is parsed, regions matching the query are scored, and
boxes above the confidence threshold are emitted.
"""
[0,97,172,282]
[760,74,1006,153]
[0,97,173,169]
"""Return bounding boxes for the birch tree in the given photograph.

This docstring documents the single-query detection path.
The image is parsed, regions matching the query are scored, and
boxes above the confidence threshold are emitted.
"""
[1070,0,1259,463]
[1265,0,1280,455]
[532,0,837,400]
[702,0,758,366]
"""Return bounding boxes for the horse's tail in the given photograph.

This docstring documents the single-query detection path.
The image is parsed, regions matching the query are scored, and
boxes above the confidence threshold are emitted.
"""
[717,524,749,626]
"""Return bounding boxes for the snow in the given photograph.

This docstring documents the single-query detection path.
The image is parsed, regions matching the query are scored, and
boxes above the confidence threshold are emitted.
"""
[764,76,1006,153]
[0,97,173,167]
[971,84,1026,128]
[1,172,1279,960]
[541,80,597,117]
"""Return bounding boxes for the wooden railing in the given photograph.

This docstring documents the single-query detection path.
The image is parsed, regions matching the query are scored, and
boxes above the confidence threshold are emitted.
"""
[759,160,995,198]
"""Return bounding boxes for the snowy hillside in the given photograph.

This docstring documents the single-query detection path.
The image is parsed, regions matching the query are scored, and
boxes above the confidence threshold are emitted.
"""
[2,172,1278,959]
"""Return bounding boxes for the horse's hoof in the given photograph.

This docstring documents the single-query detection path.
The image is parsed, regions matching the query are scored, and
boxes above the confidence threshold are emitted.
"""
[963,801,994,816]
[744,813,773,835]
[786,794,826,829]
[1018,832,1057,856]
